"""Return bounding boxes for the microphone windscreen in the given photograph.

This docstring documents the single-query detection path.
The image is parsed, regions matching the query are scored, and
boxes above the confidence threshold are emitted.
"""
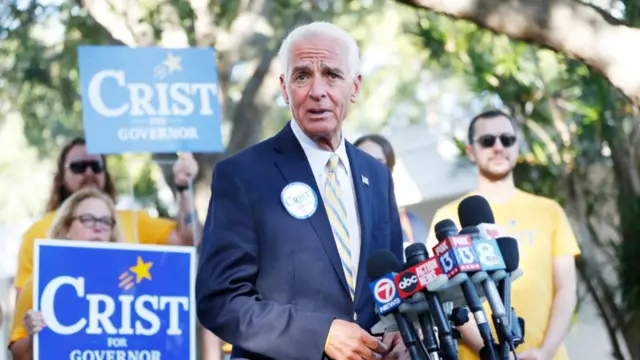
[496,237,519,271]
[366,250,401,280]
[458,195,495,227]
[459,226,480,235]
[404,242,428,260]
[434,219,457,240]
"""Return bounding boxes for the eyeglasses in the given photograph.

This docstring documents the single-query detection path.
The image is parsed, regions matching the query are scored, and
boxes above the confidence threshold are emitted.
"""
[73,214,115,230]
[475,134,517,149]
[67,160,104,174]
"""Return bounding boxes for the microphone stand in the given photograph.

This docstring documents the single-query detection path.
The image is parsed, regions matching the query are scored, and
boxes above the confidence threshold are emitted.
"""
[498,277,520,360]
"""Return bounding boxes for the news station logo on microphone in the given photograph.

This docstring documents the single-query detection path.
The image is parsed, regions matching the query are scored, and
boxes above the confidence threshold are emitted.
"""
[394,258,443,299]
[433,234,481,278]
[395,272,419,298]
[472,238,506,272]
[369,274,402,315]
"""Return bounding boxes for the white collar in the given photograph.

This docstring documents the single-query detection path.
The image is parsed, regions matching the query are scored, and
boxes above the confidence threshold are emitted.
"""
[290,119,350,175]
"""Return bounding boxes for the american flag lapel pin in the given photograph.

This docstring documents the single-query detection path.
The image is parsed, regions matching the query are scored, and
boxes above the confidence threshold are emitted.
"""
[361,175,369,186]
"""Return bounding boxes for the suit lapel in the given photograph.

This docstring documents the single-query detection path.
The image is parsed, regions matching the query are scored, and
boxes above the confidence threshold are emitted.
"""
[273,124,351,295]
[346,144,372,303]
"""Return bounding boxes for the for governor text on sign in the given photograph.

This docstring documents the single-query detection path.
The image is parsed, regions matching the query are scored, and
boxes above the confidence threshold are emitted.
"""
[78,46,224,154]
[33,239,196,360]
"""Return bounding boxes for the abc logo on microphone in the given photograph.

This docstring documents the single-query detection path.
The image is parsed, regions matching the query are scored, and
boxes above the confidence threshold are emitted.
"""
[398,273,418,291]
[394,270,420,298]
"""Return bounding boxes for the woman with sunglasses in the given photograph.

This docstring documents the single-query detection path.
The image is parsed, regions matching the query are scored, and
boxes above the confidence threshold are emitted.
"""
[8,188,123,360]
[354,134,429,249]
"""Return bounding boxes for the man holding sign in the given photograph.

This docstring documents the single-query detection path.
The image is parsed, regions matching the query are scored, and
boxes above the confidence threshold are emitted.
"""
[196,22,407,360]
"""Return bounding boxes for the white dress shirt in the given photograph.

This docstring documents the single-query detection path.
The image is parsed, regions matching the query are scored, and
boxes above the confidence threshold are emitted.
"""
[290,120,362,282]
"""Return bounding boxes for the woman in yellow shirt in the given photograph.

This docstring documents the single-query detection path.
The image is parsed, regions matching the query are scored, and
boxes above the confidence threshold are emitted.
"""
[9,188,123,360]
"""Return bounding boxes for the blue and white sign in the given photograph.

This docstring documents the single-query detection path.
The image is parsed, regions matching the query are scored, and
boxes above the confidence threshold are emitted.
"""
[33,239,196,360]
[78,45,224,154]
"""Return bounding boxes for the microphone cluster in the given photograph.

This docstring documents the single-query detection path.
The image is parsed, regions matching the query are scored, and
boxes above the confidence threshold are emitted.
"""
[367,195,526,360]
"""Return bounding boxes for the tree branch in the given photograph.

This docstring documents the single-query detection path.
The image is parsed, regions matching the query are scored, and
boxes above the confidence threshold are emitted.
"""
[80,0,156,46]
[396,0,640,106]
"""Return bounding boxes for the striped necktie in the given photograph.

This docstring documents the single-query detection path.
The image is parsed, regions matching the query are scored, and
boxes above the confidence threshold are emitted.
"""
[324,154,355,300]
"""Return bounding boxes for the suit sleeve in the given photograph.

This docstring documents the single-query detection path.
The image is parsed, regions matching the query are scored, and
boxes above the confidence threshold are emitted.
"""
[195,161,334,359]
[387,170,404,263]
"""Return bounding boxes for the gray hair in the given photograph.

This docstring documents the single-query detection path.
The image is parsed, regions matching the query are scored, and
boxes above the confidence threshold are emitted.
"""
[278,21,361,82]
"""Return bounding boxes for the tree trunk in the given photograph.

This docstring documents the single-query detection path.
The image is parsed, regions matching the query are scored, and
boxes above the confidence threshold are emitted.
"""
[395,0,640,106]
[563,166,629,359]
[607,120,640,360]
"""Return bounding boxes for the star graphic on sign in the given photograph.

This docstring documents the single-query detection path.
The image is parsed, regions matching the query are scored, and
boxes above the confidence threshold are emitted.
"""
[163,52,182,74]
[129,256,153,284]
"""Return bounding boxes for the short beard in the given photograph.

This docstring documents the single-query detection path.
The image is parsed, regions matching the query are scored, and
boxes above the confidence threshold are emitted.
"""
[478,167,512,182]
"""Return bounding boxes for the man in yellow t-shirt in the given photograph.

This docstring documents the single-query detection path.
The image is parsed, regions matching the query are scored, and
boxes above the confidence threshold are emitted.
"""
[427,110,580,360]
[14,137,200,292]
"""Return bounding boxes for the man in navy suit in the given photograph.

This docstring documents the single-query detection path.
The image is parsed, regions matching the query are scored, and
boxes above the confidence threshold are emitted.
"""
[196,21,407,360]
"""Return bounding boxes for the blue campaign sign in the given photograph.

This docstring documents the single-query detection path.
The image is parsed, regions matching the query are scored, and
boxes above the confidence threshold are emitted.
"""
[77,45,224,154]
[33,239,196,360]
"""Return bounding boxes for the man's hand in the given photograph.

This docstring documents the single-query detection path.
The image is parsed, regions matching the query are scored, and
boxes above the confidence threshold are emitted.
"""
[24,310,46,338]
[518,348,552,360]
[380,332,409,360]
[325,319,388,360]
[173,152,199,186]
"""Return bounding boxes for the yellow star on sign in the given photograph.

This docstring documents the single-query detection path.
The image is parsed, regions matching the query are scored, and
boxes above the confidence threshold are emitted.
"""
[129,256,153,284]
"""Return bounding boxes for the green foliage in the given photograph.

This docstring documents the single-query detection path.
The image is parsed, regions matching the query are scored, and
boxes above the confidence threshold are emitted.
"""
[409,4,640,352]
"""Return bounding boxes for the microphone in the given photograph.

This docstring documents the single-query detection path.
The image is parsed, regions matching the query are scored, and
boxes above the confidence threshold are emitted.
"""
[434,219,458,241]
[367,250,425,360]
[457,196,516,358]
[496,237,524,348]
[431,220,498,360]
[458,227,512,349]
[458,196,506,241]
[401,243,458,360]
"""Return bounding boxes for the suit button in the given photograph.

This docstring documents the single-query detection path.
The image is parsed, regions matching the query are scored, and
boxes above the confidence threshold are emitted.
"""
[353,312,358,321]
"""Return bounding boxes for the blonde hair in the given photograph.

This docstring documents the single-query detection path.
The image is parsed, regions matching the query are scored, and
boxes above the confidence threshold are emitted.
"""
[48,188,123,242]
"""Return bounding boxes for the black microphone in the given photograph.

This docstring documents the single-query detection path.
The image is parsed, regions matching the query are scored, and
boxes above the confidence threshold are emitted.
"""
[400,259,440,360]
[497,237,524,349]
[434,219,458,241]
[405,243,458,360]
[430,219,498,360]
[367,251,425,360]
[458,196,515,360]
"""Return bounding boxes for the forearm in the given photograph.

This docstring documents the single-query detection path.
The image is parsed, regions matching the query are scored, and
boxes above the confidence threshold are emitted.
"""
[175,190,200,246]
[457,316,485,352]
[10,338,33,360]
[197,291,334,359]
[541,286,576,355]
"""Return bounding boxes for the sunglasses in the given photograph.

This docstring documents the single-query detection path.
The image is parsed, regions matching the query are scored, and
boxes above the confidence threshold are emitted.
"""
[73,214,116,230]
[67,160,104,174]
[476,134,517,149]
